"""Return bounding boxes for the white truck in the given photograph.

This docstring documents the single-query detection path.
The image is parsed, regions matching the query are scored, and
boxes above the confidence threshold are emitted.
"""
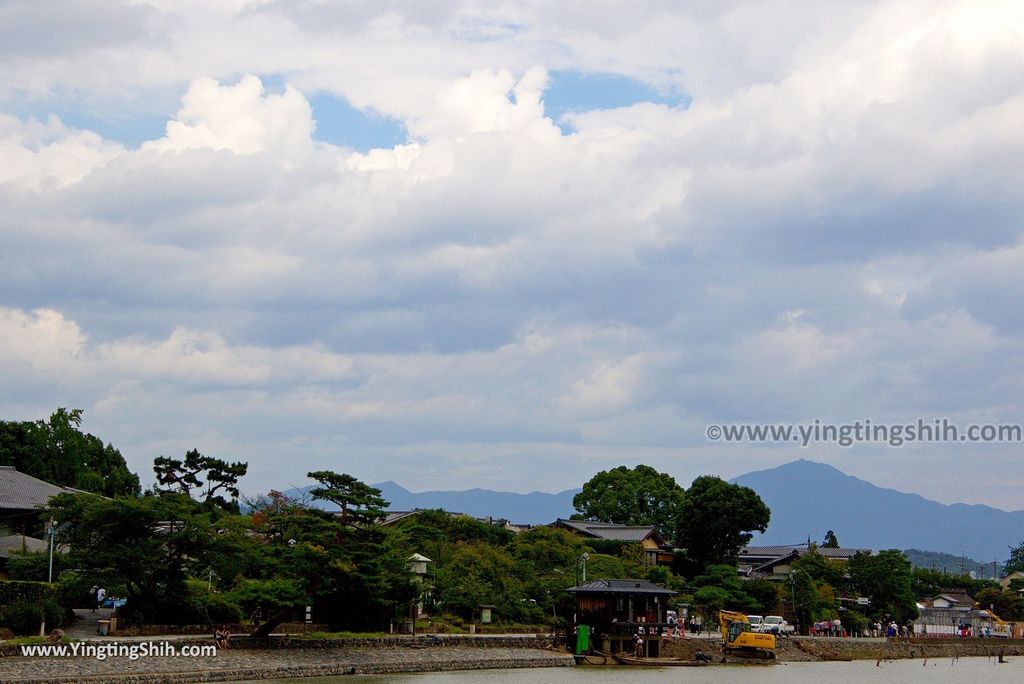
[761,615,794,635]
[746,615,764,632]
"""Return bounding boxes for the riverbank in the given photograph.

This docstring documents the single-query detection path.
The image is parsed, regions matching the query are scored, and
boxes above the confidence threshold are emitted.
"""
[790,636,1024,662]
[5,634,1024,683]
[0,638,573,683]
[659,636,1024,662]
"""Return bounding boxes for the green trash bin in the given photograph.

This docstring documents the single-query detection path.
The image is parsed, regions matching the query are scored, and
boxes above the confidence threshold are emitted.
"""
[575,625,590,654]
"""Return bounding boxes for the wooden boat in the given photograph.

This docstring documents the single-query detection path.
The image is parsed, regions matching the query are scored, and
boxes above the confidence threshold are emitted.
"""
[609,653,710,667]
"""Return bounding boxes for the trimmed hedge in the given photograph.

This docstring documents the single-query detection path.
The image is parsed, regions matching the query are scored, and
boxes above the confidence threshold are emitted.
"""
[0,581,56,606]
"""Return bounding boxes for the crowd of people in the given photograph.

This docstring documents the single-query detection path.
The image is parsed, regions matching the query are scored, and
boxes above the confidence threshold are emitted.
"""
[809,619,916,638]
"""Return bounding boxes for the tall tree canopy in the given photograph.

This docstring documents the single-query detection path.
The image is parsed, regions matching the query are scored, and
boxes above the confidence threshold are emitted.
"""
[847,549,918,624]
[823,530,840,548]
[1005,540,1024,575]
[0,407,140,496]
[47,491,223,624]
[154,448,248,512]
[675,475,770,574]
[308,470,388,525]
[572,464,686,539]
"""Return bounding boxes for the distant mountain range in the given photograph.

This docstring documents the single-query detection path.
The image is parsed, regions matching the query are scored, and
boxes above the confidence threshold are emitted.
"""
[732,459,1022,562]
[278,481,580,525]
[278,459,1022,562]
[902,548,995,578]
[372,481,580,524]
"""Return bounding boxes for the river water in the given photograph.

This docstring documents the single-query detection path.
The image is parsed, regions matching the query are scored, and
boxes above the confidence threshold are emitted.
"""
[232,656,1024,683]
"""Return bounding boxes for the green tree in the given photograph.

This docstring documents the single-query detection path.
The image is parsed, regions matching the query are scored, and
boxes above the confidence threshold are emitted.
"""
[46,491,220,624]
[0,408,140,497]
[244,489,415,633]
[745,578,782,615]
[675,476,770,574]
[910,567,991,598]
[791,547,845,588]
[823,530,839,548]
[307,470,387,525]
[509,527,586,618]
[1005,541,1024,575]
[688,563,776,614]
[693,585,732,614]
[433,541,538,622]
[847,550,918,623]
[975,587,1024,621]
[392,509,514,573]
[581,553,628,582]
[154,449,248,512]
[573,465,685,539]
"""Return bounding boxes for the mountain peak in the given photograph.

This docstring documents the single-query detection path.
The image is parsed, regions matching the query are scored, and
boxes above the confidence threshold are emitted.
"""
[373,480,409,493]
[734,460,1022,560]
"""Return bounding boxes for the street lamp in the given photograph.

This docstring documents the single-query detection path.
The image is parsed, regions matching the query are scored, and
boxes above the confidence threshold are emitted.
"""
[47,519,56,584]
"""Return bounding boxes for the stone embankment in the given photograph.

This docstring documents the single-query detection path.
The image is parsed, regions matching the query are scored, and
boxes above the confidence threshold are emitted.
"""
[791,636,1024,661]
[0,635,572,683]
[662,636,1024,662]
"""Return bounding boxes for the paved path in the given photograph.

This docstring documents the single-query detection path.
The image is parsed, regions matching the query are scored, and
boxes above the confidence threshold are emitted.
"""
[63,609,115,639]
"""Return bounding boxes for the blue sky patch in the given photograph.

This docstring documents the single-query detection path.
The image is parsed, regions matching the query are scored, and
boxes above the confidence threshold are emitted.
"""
[3,98,168,148]
[307,92,407,152]
[544,70,688,133]
[56,110,168,148]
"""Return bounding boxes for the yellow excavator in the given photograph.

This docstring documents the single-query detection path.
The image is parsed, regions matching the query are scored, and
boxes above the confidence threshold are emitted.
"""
[718,610,777,659]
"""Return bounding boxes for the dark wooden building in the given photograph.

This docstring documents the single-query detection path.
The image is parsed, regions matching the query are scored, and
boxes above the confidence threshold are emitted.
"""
[566,578,676,656]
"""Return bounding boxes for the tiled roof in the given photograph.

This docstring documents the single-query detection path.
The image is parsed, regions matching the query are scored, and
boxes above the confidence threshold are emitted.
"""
[933,590,975,606]
[739,545,803,558]
[554,518,662,543]
[566,578,676,595]
[0,534,49,559]
[739,544,870,559]
[0,467,73,511]
[817,547,872,558]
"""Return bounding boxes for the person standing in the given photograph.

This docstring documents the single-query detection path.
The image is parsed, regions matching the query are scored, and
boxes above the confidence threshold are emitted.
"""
[89,586,99,613]
[96,587,107,611]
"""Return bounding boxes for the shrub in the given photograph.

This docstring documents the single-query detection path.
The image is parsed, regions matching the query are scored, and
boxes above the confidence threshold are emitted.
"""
[165,579,244,626]
[54,572,95,610]
[0,598,62,636]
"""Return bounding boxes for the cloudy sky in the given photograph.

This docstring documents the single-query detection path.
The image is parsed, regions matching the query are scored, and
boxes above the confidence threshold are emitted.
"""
[2,0,1022,508]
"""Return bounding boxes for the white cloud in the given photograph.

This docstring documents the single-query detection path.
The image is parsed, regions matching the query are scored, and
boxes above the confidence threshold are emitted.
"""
[0,307,86,372]
[0,114,123,189]
[143,75,315,155]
